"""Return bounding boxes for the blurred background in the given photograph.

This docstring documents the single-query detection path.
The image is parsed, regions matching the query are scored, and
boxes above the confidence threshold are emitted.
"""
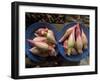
[26,13,89,30]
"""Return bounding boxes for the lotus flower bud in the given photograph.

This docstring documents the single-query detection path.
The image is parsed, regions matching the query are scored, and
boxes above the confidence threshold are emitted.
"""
[46,30,56,44]
[29,47,49,57]
[27,37,47,45]
[67,29,75,48]
[59,25,76,42]
[66,29,75,55]
[75,23,83,54]
[82,29,88,49]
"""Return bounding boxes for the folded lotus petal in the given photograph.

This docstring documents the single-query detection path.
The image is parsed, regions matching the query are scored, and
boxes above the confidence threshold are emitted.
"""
[82,29,88,49]
[59,25,76,42]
